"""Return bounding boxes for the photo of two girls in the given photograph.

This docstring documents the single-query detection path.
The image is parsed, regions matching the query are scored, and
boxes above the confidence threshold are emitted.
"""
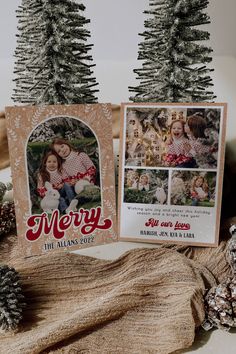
[125,107,220,169]
[124,107,221,208]
[27,116,101,215]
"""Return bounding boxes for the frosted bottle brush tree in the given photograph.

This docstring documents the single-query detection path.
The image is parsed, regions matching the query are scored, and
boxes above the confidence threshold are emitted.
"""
[12,0,99,105]
[13,0,43,104]
[129,0,216,103]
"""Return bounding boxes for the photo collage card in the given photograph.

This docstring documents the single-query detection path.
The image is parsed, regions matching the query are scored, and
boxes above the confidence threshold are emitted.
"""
[118,103,227,247]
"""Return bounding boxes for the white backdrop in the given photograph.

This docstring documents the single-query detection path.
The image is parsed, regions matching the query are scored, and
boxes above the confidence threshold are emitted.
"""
[0,0,236,157]
[0,4,235,353]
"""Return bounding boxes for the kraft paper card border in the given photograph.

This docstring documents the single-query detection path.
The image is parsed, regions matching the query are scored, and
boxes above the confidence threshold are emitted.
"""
[5,104,117,257]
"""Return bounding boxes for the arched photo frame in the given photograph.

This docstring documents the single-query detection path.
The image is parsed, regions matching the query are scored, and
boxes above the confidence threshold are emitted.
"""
[26,116,101,215]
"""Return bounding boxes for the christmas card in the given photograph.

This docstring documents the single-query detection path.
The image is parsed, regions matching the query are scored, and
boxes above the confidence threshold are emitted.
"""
[5,104,117,257]
[118,103,227,247]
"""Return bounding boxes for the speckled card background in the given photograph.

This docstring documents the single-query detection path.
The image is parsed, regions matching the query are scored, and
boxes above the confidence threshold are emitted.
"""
[5,104,117,257]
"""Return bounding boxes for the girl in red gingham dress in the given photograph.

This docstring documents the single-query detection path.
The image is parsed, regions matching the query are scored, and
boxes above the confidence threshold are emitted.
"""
[165,120,197,168]
[37,150,76,213]
[51,138,96,187]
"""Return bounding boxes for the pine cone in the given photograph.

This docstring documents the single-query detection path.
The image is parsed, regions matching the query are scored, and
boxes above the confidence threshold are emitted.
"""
[228,225,236,273]
[0,265,25,330]
[202,277,236,330]
[0,201,16,236]
[0,182,7,202]
[203,225,236,331]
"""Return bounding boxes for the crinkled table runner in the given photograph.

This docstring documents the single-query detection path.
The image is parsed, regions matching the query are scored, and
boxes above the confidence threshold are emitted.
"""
[0,228,233,354]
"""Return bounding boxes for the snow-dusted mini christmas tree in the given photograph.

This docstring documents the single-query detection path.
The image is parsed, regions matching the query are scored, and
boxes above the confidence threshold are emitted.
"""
[12,0,99,105]
[129,0,216,102]
[13,0,41,104]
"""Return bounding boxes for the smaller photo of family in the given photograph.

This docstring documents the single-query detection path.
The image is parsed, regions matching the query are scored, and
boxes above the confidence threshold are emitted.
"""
[170,171,216,207]
[27,116,101,215]
[125,106,221,169]
[123,169,168,204]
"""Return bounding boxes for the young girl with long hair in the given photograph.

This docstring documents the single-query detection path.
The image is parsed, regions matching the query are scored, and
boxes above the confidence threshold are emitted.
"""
[165,120,196,168]
[138,173,150,192]
[190,175,209,206]
[51,138,96,186]
[185,114,213,154]
[37,150,75,213]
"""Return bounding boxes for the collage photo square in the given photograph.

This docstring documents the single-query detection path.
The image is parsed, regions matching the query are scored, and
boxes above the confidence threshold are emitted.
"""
[123,106,221,208]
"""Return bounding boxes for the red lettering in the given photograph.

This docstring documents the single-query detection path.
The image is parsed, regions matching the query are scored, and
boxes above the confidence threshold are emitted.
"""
[26,213,47,241]
[145,218,159,227]
[44,210,64,239]
[174,221,190,231]
[26,207,112,241]
[80,207,112,235]
[59,214,71,231]
[70,210,83,227]
[161,221,173,227]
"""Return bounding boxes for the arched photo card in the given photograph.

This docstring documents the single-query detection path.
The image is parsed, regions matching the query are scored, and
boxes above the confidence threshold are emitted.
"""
[5,104,117,257]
